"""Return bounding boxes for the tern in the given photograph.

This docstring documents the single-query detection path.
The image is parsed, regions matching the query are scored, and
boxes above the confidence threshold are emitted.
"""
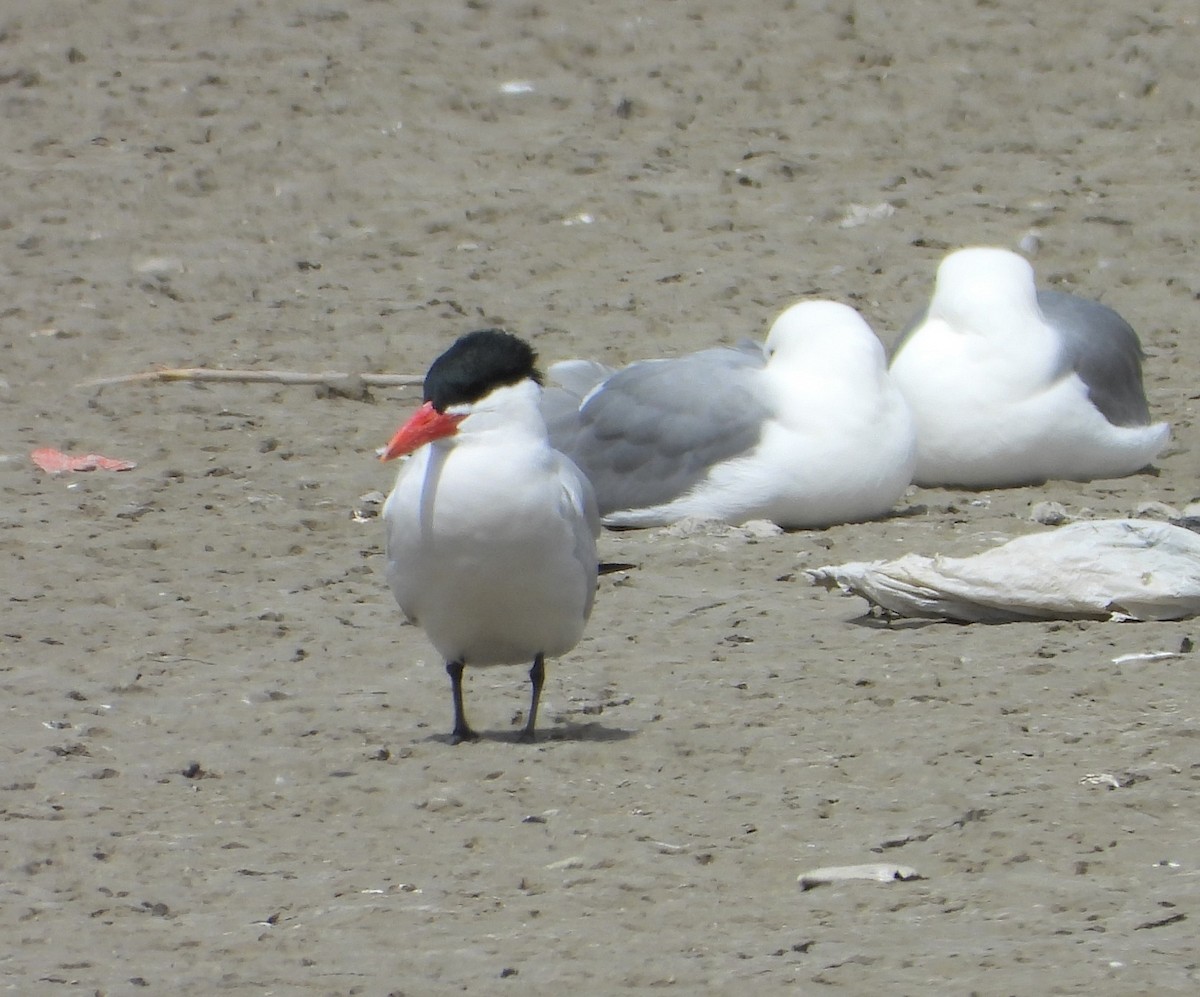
[380,329,600,743]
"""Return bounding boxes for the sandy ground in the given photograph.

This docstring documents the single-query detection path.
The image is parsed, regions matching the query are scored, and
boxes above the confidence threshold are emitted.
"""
[3,0,1199,993]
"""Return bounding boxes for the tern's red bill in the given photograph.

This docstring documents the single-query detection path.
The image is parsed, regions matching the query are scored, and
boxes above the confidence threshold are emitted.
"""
[380,401,466,461]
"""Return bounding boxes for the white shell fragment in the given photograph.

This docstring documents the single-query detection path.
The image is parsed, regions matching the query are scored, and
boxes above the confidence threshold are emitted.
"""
[838,202,896,228]
[797,863,923,891]
[351,490,386,523]
[1111,650,1184,665]
[1080,773,1123,789]
[807,519,1200,623]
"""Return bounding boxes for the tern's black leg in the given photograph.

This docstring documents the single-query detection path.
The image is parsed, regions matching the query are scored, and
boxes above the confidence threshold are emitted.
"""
[519,653,545,743]
[446,659,477,744]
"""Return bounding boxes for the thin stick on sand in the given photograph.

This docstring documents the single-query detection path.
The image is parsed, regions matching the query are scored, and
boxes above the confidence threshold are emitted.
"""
[76,367,423,390]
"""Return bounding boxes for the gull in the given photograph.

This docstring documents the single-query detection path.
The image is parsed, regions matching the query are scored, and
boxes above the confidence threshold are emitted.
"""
[889,246,1169,488]
[545,300,916,529]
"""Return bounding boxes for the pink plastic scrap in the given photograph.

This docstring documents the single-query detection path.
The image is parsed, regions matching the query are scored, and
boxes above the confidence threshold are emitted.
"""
[31,447,137,474]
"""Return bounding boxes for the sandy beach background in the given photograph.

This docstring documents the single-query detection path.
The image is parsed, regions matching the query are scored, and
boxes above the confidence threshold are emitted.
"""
[3,0,1198,992]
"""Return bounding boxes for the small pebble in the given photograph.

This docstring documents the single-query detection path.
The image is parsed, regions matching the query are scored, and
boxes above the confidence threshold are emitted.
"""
[1133,501,1180,521]
[1018,229,1043,255]
[1029,501,1070,525]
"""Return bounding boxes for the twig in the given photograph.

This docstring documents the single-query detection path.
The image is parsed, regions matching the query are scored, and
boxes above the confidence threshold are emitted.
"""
[76,367,423,390]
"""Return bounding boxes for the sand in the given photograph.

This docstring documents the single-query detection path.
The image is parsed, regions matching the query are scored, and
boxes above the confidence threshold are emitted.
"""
[3,0,1198,992]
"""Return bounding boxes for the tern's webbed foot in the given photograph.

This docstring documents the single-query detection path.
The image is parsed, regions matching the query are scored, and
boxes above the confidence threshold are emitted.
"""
[449,726,479,745]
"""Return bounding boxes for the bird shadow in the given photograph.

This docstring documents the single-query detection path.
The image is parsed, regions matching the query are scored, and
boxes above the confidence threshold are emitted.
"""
[545,719,637,743]
[844,611,947,631]
[422,720,636,746]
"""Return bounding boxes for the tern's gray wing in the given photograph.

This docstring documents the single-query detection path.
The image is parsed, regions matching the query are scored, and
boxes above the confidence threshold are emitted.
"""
[1039,290,1152,427]
[560,344,772,516]
[555,452,601,621]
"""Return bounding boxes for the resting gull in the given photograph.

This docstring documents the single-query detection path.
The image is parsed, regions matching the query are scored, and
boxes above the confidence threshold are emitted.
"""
[889,247,1169,488]
[545,300,916,529]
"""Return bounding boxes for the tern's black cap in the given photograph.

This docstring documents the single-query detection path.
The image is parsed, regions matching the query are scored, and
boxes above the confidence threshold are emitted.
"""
[423,329,543,412]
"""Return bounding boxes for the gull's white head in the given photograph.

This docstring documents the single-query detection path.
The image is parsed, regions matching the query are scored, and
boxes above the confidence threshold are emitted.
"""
[765,299,886,371]
[929,247,1040,334]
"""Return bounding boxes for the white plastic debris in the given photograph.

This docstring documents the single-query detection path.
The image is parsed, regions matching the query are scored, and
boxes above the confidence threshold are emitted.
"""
[797,863,923,891]
[807,519,1200,623]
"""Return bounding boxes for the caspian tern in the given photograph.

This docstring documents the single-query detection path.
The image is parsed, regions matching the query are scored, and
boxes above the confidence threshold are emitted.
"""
[544,300,917,529]
[380,329,600,744]
[889,247,1170,488]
